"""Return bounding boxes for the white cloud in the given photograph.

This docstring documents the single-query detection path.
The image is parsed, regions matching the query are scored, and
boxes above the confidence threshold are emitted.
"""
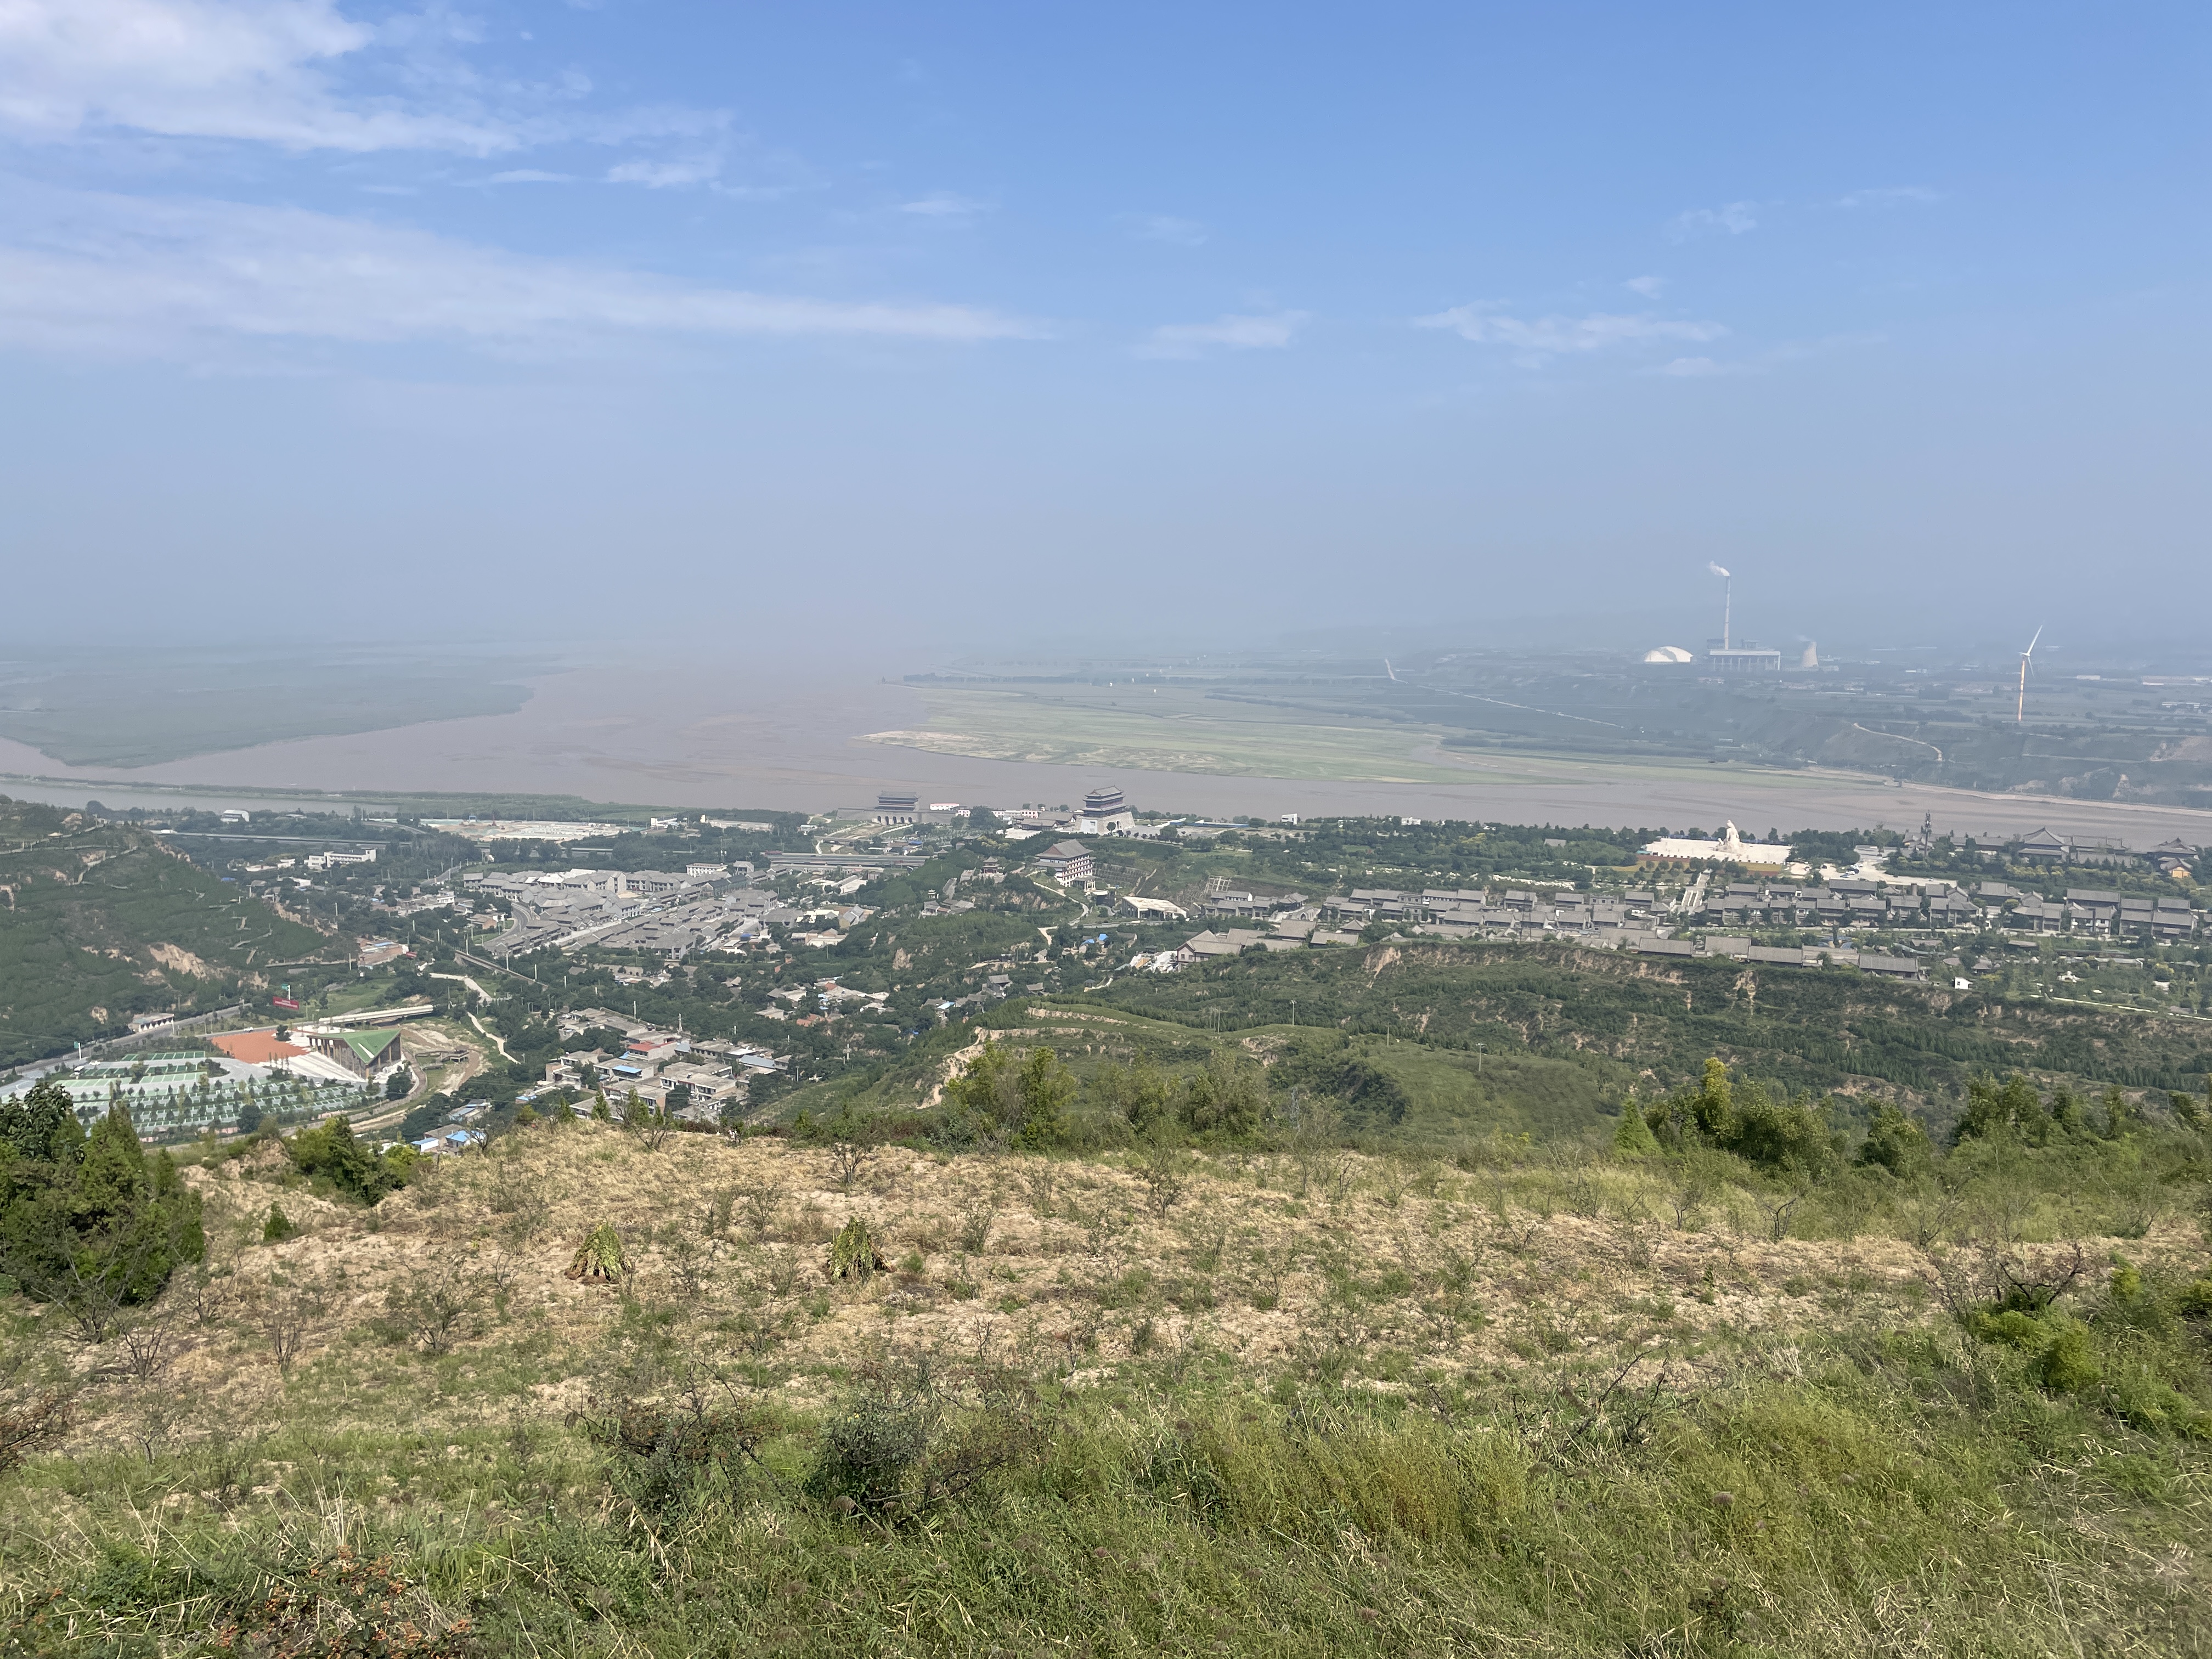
[0,187,1048,359]
[1624,274,1664,297]
[1649,332,1884,379]
[1125,214,1206,246]
[486,169,571,184]
[0,0,737,166]
[1666,200,1759,241]
[607,155,721,189]
[0,0,518,153]
[1138,309,1308,359]
[1414,302,1724,365]
[1835,185,1939,208]
[898,192,990,218]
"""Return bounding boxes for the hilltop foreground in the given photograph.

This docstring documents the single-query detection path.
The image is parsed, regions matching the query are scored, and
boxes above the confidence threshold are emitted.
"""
[2,1102,2210,1658]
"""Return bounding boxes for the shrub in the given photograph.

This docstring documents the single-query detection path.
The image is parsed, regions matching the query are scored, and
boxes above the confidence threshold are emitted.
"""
[2036,1325,2101,1394]
[262,1204,296,1243]
[804,1349,1036,1523]
[573,1393,763,1525]
[0,1385,70,1477]
[1180,1050,1268,1139]
[1271,1039,1408,1127]
[286,1117,408,1206]
[382,1266,484,1355]
[806,1391,932,1516]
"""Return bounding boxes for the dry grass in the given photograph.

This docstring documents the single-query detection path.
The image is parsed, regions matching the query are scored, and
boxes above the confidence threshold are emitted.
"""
[7,1118,2211,1657]
[51,1120,2183,1458]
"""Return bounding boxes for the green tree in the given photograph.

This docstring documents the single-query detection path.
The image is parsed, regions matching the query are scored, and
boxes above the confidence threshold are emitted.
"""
[1101,1055,1173,1137]
[1724,1081,1836,1177]
[286,1116,407,1206]
[1954,1074,2051,1147]
[1857,1102,1932,1176]
[1180,1050,1267,1139]
[944,1039,1015,1144]
[1612,1102,1660,1156]
[384,1067,413,1102]
[0,1092,203,1328]
[1643,1059,1832,1176]
[1689,1057,1735,1142]
[1012,1046,1075,1150]
[0,1080,85,1166]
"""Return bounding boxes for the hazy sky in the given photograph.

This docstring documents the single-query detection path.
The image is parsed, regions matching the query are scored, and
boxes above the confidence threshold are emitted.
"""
[3,3,2208,653]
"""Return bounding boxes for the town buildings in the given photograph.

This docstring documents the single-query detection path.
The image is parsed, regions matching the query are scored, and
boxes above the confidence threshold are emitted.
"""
[1035,840,1096,883]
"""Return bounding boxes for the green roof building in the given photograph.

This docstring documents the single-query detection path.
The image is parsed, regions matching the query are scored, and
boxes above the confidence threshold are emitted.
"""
[308,1026,403,1076]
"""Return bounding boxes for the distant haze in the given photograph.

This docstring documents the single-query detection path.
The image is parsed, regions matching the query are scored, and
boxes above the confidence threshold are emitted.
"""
[1,4,2208,651]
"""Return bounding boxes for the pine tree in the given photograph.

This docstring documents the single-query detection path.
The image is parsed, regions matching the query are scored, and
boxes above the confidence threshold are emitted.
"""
[1612,1101,1661,1156]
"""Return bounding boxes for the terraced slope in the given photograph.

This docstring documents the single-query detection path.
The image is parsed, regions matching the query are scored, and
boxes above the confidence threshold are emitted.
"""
[0,797,337,1067]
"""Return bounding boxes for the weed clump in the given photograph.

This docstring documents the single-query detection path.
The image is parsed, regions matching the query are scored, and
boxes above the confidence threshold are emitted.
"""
[574,1392,761,1525]
[806,1391,929,1516]
[804,1347,1038,1524]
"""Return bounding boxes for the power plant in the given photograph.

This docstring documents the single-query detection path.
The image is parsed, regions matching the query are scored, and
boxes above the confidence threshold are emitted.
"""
[1702,563,1782,672]
[1643,565,1784,671]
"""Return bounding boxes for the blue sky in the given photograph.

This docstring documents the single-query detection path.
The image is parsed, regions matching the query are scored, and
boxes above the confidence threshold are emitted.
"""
[2,2,2208,654]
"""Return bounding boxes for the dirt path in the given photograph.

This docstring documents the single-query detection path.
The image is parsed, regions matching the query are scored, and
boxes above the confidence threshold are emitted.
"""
[468,1012,513,1063]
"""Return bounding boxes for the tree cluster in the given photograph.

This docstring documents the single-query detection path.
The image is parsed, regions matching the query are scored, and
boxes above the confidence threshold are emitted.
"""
[0,1081,204,1332]
[285,1115,412,1205]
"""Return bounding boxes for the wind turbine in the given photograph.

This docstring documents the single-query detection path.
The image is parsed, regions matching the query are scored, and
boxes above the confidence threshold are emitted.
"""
[2016,625,2043,724]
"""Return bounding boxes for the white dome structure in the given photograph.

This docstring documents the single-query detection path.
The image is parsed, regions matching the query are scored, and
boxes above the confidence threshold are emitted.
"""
[1641,646,1696,663]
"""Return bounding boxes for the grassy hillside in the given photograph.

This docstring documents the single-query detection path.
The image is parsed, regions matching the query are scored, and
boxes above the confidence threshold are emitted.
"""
[752,940,2212,1161]
[0,797,337,1068]
[6,1118,2209,1655]
[1090,943,2212,1125]
[789,1000,1615,1150]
